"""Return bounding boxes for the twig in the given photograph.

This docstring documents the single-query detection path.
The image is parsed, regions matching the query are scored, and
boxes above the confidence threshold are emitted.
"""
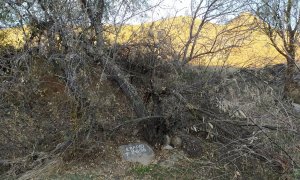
[247,117,299,168]
[172,90,299,168]
[0,160,12,166]
[238,123,300,134]
[51,140,73,155]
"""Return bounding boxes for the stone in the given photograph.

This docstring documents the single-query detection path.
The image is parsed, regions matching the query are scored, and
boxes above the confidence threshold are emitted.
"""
[162,145,174,150]
[119,143,155,165]
[292,103,300,113]
[163,135,171,146]
[171,136,182,148]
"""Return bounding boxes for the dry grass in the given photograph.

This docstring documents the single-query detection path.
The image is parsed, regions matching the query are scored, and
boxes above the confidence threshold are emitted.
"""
[1,52,299,179]
[1,14,300,180]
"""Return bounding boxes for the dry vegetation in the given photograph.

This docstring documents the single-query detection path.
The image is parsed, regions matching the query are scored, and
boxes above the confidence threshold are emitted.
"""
[0,14,293,67]
[0,0,300,179]
[107,14,289,67]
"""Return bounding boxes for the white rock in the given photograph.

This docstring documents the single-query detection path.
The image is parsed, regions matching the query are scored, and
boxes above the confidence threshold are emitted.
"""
[119,143,155,165]
[292,103,300,113]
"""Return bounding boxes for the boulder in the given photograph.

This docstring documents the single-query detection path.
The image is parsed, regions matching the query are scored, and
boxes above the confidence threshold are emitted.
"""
[119,143,155,165]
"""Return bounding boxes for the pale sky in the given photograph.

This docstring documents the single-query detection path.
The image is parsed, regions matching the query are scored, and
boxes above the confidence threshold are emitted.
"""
[127,0,241,25]
[150,0,191,19]
[128,0,191,24]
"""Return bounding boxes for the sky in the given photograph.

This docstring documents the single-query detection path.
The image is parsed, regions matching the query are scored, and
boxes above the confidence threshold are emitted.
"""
[150,0,191,19]
[127,0,244,25]
[128,0,191,24]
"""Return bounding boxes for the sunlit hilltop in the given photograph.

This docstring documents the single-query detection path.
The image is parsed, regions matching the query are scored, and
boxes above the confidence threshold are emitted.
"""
[0,13,292,67]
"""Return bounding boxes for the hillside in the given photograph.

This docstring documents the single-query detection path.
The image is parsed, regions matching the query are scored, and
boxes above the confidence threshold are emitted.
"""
[107,14,288,67]
[0,14,291,67]
[0,26,27,48]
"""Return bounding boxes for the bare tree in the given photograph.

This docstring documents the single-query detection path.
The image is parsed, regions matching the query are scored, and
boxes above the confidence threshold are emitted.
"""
[248,0,300,101]
[77,0,154,118]
[179,0,246,66]
[79,0,105,49]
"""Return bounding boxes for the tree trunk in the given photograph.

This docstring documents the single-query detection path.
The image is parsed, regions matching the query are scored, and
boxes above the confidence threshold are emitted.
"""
[284,56,297,101]
[79,0,105,50]
[79,0,148,117]
[98,57,149,118]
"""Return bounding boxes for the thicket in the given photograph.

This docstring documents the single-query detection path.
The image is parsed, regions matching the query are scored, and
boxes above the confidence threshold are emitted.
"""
[0,0,300,179]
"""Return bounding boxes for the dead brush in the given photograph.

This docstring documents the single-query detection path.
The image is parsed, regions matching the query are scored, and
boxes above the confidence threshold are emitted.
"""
[158,65,300,178]
[212,68,300,176]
